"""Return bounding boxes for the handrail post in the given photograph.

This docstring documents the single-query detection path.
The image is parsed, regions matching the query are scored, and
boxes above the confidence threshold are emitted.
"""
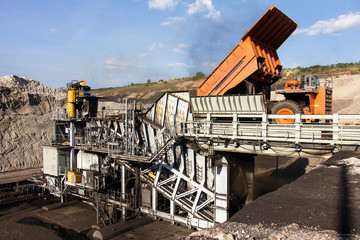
[333,114,339,142]
[233,114,237,139]
[207,113,211,135]
[262,113,267,140]
[295,114,301,143]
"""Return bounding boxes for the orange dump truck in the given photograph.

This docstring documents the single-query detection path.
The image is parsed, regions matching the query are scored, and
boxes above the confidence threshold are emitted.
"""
[196,5,332,122]
[274,75,332,122]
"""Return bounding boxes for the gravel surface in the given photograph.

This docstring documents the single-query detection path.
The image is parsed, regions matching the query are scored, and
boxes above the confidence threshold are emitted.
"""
[182,222,360,240]
[182,151,360,239]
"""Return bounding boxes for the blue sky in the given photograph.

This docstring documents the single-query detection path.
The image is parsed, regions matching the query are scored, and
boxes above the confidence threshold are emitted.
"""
[0,0,359,89]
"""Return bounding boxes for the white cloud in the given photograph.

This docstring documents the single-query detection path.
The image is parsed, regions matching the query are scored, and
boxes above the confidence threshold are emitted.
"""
[187,0,221,20]
[46,28,58,34]
[150,42,163,51]
[160,16,185,26]
[202,61,218,69]
[173,48,187,55]
[149,0,178,11]
[173,43,189,55]
[138,43,163,59]
[105,58,146,70]
[168,62,195,68]
[297,12,360,36]
[177,43,188,48]
[138,53,148,58]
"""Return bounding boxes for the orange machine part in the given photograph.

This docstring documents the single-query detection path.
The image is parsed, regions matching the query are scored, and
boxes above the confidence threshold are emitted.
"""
[313,87,331,115]
[197,5,298,96]
[284,80,301,89]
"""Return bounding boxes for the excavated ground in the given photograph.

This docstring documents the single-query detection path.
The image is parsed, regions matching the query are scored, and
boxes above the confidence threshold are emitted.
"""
[184,151,360,239]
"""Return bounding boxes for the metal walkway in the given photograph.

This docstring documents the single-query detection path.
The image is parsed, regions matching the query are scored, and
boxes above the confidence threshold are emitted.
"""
[179,113,360,154]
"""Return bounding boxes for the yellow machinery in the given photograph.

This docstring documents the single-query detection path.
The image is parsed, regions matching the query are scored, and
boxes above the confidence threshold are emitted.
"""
[67,80,92,118]
[67,86,77,118]
[67,171,82,183]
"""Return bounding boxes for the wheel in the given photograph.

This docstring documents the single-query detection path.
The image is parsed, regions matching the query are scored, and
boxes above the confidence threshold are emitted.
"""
[271,100,303,124]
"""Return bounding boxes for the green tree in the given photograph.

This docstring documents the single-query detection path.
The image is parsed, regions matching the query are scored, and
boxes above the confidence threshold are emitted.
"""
[194,72,205,80]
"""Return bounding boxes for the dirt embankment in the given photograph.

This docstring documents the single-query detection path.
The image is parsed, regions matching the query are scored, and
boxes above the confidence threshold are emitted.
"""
[0,75,66,171]
[332,74,360,114]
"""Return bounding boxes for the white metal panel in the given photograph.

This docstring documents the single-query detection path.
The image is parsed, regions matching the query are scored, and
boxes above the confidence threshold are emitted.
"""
[147,124,156,153]
[43,146,70,176]
[155,93,167,126]
[214,155,229,223]
[76,150,100,171]
[190,95,265,114]
[164,94,178,129]
[43,146,59,176]
[171,91,190,102]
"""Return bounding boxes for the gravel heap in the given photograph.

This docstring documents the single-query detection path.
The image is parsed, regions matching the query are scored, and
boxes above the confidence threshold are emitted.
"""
[183,222,360,240]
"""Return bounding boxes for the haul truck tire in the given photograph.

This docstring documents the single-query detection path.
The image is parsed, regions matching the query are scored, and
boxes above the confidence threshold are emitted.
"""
[271,100,303,124]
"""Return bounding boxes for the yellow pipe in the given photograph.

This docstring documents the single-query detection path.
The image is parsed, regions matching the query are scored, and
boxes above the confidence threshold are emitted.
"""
[67,88,76,118]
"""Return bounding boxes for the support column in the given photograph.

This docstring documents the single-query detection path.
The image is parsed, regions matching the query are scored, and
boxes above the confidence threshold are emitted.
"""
[61,194,67,204]
[152,187,158,219]
[214,155,229,223]
[121,165,127,221]
[69,121,75,171]
[170,200,175,224]
[244,158,255,204]
[96,193,100,224]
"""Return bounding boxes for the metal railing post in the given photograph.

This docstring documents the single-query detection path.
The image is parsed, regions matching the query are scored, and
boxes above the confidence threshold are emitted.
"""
[262,113,267,140]
[333,114,339,142]
[206,113,211,135]
[295,114,301,143]
[233,114,237,139]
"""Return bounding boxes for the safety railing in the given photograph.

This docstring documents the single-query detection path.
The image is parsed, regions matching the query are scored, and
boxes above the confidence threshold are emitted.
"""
[179,114,360,146]
[52,108,69,121]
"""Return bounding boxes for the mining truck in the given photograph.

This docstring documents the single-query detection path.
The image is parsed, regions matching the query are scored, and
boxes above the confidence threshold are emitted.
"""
[196,5,332,123]
[272,75,332,123]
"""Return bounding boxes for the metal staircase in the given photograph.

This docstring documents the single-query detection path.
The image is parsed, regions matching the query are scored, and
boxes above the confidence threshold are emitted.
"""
[95,193,113,226]
[148,138,176,162]
[119,158,215,222]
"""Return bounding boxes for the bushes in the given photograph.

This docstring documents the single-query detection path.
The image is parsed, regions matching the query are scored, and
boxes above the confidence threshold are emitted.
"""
[283,62,360,77]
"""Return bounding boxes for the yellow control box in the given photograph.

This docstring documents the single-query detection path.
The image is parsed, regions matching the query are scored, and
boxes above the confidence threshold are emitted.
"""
[67,171,82,183]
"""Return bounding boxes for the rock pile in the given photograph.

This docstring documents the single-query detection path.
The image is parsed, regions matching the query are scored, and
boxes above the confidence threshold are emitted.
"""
[0,75,66,171]
[183,222,359,240]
